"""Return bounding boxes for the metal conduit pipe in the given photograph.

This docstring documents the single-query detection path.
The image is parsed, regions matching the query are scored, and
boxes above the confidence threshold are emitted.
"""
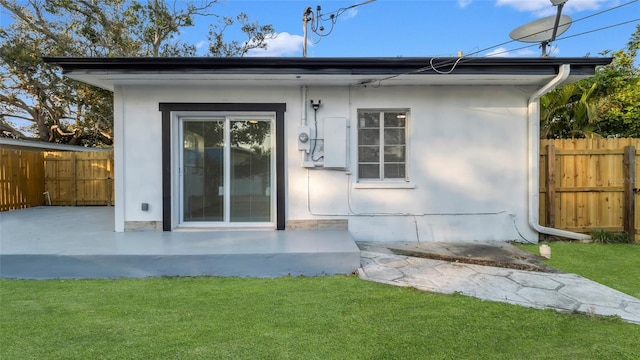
[527,64,591,241]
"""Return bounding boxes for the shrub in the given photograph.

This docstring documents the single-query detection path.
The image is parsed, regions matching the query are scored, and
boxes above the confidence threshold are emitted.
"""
[590,230,633,244]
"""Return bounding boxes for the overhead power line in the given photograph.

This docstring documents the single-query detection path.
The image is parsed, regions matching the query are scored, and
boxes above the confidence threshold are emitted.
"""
[465,0,639,59]
[485,17,640,58]
[357,0,640,86]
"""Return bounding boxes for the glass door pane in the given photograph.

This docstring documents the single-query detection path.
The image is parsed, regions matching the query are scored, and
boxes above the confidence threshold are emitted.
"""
[230,120,272,222]
[183,120,225,222]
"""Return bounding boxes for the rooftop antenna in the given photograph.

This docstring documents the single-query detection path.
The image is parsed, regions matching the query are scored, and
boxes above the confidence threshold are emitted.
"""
[509,0,571,57]
[302,0,376,57]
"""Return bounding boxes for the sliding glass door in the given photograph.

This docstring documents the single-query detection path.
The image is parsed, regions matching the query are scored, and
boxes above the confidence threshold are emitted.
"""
[180,117,274,226]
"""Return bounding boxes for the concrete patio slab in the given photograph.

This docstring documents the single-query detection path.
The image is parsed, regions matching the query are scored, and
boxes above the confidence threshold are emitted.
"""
[0,207,360,279]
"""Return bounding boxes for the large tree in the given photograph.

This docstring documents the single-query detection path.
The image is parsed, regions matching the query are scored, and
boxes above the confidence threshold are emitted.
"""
[541,25,640,139]
[0,0,274,146]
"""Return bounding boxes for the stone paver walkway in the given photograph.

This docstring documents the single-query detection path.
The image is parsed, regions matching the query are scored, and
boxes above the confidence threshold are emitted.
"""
[359,250,640,324]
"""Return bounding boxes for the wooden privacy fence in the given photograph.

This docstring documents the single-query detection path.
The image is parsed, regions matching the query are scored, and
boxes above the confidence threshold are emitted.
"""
[0,150,114,210]
[0,150,45,211]
[44,151,114,206]
[540,138,640,241]
[1,141,638,240]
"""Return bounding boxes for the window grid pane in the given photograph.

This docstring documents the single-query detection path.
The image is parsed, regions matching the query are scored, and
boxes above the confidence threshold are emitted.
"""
[359,146,380,162]
[359,129,380,145]
[384,145,405,162]
[384,163,406,179]
[359,164,380,179]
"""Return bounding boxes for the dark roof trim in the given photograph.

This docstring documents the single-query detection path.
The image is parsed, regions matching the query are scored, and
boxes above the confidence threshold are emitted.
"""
[43,56,612,76]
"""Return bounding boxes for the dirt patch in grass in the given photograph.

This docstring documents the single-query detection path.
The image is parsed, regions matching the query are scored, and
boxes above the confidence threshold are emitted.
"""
[358,241,562,273]
[388,247,562,273]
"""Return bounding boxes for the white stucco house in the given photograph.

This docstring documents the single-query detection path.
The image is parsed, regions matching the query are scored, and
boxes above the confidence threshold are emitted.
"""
[45,56,610,244]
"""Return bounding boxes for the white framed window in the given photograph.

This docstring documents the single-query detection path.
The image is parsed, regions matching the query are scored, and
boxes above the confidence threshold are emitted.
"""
[357,109,408,181]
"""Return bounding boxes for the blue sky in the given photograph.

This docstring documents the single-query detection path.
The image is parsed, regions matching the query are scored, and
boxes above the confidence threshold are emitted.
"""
[0,0,638,58]
[179,0,640,58]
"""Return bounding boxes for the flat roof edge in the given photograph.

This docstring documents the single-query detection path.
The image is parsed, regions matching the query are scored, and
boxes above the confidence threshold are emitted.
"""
[43,56,613,73]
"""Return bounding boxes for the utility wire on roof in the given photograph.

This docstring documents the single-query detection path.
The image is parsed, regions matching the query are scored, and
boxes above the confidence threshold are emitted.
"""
[556,17,640,42]
[356,0,639,87]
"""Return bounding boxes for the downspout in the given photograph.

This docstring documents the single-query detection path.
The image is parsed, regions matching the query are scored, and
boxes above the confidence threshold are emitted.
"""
[528,64,591,241]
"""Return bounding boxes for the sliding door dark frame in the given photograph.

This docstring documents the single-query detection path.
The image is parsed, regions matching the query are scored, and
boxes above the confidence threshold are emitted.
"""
[159,103,286,231]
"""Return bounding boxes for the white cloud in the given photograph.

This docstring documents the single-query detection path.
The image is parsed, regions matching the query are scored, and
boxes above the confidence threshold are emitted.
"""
[246,32,305,57]
[341,8,359,20]
[485,47,538,57]
[496,0,554,14]
[458,0,473,9]
[341,0,378,20]
[485,47,510,57]
[337,0,380,20]
[496,0,610,16]
[195,40,207,50]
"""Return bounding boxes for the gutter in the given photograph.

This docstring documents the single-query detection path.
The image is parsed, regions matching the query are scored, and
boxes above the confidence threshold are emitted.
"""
[527,64,591,241]
[43,56,612,76]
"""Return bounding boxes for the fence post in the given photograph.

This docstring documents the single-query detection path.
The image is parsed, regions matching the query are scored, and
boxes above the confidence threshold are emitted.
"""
[545,144,556,228]
[623,146,635,239]
[70,152,77,206]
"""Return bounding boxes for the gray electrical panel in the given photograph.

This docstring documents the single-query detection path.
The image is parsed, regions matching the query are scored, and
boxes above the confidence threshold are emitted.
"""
[322,117,348,169]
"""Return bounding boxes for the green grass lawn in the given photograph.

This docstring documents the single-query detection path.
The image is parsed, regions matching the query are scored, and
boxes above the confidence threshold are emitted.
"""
[2,275,639,359]
[515,242,640,298]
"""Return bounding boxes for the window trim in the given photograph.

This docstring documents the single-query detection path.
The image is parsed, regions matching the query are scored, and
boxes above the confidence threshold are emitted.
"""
[356,108,410,183]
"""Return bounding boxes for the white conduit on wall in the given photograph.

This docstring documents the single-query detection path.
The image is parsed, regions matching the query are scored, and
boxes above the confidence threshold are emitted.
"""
[300,85,308,165]
[527,64,591,241]
[301,85,307,126]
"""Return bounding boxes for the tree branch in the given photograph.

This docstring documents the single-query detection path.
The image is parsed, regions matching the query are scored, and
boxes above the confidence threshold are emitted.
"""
[0,0,63,45]
[0,121,29,139]
[0,94,39,120]
[0,113,35,122]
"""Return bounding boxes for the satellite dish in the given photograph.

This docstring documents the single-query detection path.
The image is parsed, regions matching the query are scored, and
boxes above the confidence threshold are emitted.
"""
[509,15,572,43]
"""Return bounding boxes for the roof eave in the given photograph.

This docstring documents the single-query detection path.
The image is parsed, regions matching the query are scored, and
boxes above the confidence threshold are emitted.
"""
[43,56,612,90]
[43,56,612,74]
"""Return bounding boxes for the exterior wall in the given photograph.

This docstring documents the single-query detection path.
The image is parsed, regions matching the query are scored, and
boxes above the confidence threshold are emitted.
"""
[114,83,538,243]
